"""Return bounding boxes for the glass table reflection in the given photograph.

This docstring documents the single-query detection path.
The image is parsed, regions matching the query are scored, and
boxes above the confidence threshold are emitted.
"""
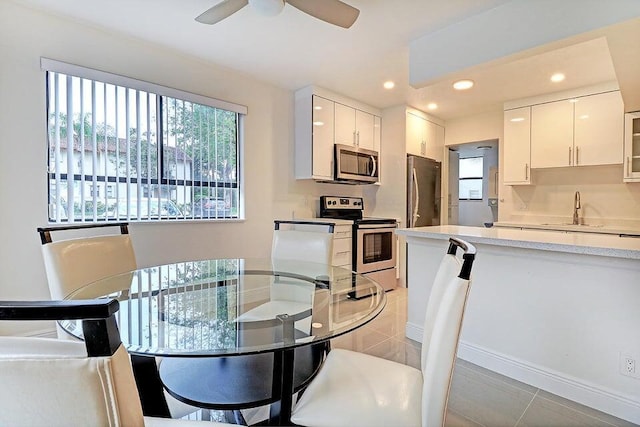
[63,258,386,425]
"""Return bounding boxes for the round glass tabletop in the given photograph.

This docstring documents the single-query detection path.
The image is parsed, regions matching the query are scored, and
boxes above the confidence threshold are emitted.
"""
[63,258,386,357]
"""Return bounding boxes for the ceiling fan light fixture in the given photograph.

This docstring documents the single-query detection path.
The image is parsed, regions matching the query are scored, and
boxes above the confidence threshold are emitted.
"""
[248,0,285,16]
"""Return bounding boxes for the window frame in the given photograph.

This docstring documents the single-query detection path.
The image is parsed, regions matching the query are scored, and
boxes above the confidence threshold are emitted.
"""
[458,156,484,201]
[42,58,247,223]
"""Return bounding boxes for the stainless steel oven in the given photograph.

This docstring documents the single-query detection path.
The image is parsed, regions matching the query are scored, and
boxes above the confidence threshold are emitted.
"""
[319,196,397,293]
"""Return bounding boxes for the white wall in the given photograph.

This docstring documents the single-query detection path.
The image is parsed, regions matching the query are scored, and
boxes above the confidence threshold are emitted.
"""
[0,2,365,335]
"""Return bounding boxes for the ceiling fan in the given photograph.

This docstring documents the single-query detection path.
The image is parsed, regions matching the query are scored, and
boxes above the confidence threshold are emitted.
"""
[195,0,360,28]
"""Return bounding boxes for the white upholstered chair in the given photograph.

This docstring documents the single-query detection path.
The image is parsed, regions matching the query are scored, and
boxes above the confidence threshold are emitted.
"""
[0,298,234,427]
[235,220,334,335]
[290,237,477,427]
[37,223,198,419]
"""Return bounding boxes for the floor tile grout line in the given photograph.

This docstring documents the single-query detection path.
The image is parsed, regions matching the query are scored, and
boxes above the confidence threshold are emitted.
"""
[514,388,538,427]
[535,393,621,427]
[455,360,537,394]
[449,409,488,427]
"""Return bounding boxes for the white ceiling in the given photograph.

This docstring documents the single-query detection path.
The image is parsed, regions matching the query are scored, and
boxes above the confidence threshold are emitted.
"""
[14,0,640,120]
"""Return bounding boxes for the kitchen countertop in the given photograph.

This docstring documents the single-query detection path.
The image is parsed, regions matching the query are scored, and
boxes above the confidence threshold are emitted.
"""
[396,225,640,260]
[286,217,354,225]
[493,221,640,236]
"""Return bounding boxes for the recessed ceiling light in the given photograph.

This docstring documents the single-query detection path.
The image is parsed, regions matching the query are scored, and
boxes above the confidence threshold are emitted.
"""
[453,79,474,90]
[578,114,589,120]
[313,121,324,126]
[550,73,565,83]
[383,81,395,89]
[510,117,525,122]
[314,105,322,110]
[427,103,438,110]
[568,98,579,103]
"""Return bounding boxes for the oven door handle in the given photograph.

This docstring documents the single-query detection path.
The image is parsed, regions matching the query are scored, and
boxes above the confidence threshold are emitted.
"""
[357,224,397,230]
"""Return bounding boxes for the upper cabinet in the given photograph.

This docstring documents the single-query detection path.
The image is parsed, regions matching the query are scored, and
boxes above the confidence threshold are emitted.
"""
[624,112,640,182]
[295,86,381,181]
[335,104,377,150]
[531,91,623,168]
[503,107,531,184]
[406,112,444,162]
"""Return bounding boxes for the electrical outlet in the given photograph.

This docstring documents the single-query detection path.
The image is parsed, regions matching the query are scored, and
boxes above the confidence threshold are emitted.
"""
[619,352,640,379]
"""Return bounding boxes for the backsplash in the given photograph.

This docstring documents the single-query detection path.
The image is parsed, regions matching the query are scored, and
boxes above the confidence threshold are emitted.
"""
[500,164,640,229]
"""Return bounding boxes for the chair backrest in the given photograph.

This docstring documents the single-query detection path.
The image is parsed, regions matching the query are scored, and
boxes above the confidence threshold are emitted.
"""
[272,220,334,265]
[38,223,137,300]
[420,237,476,427]
[0,299,145,427]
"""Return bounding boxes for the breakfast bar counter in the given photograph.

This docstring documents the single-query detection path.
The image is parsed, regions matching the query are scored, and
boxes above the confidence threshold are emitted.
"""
[397,225,640,259]
[396,225,640,424]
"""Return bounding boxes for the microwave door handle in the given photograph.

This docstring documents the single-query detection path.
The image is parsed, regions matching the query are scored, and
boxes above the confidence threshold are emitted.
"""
[370,155,377,177]
[412,167,420,226]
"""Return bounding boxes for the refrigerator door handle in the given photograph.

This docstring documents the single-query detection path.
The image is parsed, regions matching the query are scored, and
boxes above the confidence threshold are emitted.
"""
[412,167,420,226]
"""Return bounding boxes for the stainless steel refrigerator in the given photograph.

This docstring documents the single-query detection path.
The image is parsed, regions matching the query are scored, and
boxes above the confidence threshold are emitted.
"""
[407,155,441,227]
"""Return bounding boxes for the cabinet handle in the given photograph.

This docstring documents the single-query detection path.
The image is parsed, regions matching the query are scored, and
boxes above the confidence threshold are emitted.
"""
[353,130,356,146]
[494,170,499,194]
[525,163,529,180]
[334,251,350,255]
[569,147,572,166]
[357,130,360,146]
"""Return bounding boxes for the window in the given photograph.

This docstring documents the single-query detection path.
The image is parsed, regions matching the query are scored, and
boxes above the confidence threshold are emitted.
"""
[459,156,483,200]
[43,58,246,222]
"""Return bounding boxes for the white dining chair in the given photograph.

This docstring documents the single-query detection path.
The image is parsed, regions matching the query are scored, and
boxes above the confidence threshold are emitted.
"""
[37,223,199,420]
[235,220,334,335]
[290,237,477,427]
[0,298,235,427]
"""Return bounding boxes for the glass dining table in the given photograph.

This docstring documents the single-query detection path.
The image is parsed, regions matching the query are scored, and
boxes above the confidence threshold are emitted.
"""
[62,258,386,425]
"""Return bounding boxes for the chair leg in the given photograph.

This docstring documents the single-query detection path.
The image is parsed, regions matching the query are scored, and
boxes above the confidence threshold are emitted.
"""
[130,355,171,418]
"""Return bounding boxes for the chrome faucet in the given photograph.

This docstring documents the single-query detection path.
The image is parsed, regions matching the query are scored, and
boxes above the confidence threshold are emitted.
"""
[572,191,581,225]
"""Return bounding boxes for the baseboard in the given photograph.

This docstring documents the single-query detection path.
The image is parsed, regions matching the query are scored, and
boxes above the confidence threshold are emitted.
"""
[405,322,640,425]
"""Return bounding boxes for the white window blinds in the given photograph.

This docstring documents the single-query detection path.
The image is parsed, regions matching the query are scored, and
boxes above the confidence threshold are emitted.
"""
[43,58,245,222]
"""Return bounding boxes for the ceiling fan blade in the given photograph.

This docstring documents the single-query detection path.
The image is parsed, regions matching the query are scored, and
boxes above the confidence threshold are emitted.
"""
[195,0,249,25]
[286,0,360,28]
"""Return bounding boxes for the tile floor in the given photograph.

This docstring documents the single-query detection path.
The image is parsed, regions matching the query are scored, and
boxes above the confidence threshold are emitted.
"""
[203,287,636,426]
[329,287,638,427]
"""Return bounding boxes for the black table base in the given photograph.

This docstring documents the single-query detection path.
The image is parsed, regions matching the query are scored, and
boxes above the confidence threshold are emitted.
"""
[159,343,326,424]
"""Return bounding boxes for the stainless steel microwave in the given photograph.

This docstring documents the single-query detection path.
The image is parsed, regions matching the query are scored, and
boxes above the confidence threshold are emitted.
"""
[334,144,379,183]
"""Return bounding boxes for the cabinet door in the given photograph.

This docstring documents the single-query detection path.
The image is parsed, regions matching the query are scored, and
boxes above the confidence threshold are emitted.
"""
[312,96,335,179]
[334,103,356,146]
[373,116,381,152]
[406,112,426,156]
[503,107,531,184]
[574,91,623,166]
[356,110,375,150]
[624,112,640,181]
[531,100,574,168]
[426,121,444,162]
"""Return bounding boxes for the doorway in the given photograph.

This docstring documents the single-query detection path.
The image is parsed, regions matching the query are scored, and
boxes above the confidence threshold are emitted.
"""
[447,139,498,226]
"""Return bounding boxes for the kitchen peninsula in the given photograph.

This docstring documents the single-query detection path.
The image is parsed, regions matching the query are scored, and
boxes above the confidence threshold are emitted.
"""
[396,225,640,424]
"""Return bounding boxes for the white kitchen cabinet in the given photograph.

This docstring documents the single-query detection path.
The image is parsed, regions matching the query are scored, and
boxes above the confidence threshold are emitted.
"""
[503,107,531,184]
[531,91,623,168]
[624,111,640,182]
[574,91,623,166]
[295,86,381,181]
[295,94,335,180]
[331,224,352,268]
[406,112,444,161]
[531,99,573,168]
[335,103,378,150]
